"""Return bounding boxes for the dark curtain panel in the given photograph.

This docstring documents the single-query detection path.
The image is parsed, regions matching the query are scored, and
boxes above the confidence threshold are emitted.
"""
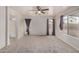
[47,19,49,35]
[52,19,55,35]
[60,15,64,30]
[25,19,31,35]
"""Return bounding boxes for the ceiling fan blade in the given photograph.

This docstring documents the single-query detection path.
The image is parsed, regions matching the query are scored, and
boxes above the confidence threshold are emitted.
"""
[37,6,41,11]
[41,11,45,14]
[42,9,49,11]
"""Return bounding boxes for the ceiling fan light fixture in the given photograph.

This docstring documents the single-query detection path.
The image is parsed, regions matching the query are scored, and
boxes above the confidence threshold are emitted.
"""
[38,11,41,14]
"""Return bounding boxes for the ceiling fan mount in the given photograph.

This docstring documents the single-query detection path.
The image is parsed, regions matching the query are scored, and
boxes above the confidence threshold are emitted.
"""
[36,6,49,14]
[31,6,49,14]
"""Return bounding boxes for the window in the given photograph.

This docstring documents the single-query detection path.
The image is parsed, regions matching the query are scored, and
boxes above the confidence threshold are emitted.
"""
[63,16,79,38]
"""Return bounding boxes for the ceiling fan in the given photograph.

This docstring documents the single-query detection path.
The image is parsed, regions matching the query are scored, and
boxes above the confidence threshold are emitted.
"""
[30,6,49,14]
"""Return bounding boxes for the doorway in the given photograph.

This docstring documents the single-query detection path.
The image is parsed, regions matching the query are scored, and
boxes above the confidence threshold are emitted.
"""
[47,19,55,35]
[49,19,53,35]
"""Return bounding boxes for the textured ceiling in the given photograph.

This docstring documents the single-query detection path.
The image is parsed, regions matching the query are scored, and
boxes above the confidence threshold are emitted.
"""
[9,6,69,16]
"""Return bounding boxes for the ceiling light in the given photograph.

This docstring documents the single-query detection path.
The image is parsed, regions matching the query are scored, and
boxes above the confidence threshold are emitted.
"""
[38,11,41,14]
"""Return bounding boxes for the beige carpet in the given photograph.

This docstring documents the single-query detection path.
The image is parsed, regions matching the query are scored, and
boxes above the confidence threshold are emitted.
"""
[0,36,78,53]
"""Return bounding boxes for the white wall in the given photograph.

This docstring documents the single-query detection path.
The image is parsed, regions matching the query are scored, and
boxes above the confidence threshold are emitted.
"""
[55,7,79,51]
[9,17,17,38]
[0,6,6,49]
[25,15,52,35]
[8,7,25,40]
[0,7,26,49]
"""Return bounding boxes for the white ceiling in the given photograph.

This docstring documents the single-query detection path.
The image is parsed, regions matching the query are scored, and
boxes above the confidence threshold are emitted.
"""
[9,6,69,16]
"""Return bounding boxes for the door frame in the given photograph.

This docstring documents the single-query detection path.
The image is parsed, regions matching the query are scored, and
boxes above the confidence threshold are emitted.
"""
[52,19,55,35]
[47,19,55,35]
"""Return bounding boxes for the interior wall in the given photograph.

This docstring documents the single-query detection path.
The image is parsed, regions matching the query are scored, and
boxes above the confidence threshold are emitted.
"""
[25,15,52,35]
[9,16,16,38]
[0,6,27,49]
[0,6,6,49]
[55,14,67,42]
[8,7,25,40]
[56,16,79,51]
[55,7,79,51]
